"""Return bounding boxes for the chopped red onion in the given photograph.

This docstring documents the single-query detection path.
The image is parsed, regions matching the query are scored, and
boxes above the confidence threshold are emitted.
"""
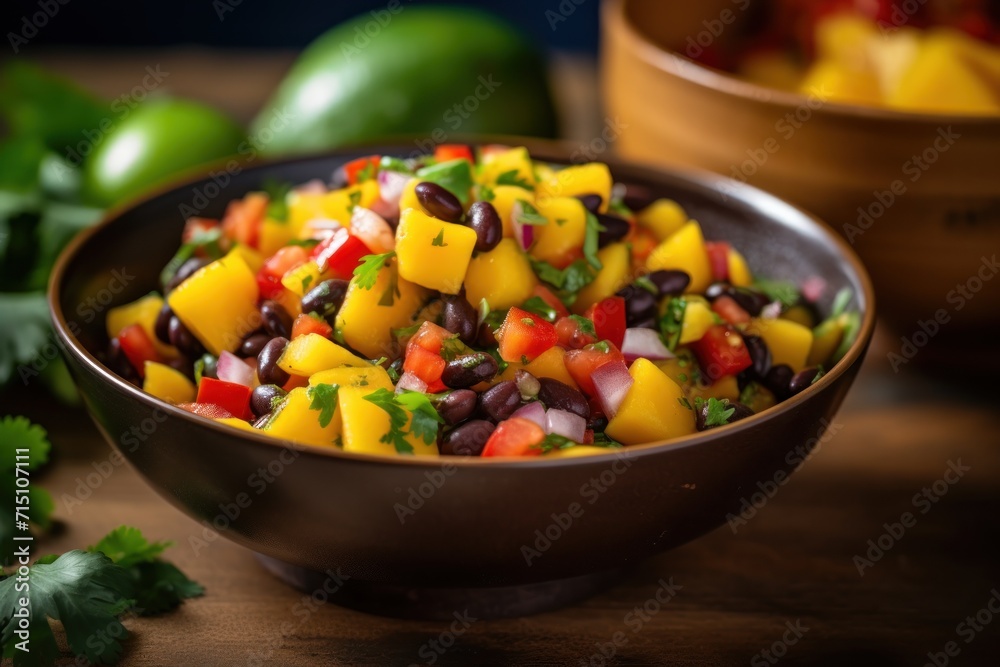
[621,328,674,363]
[544,408,586,442]
[395,371,428,394]
[511,401,546,428]
[217,351,255,387]
[591,360,634,419]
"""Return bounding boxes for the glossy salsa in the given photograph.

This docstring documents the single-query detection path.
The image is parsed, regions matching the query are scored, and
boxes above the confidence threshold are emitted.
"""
[103,145,859,458]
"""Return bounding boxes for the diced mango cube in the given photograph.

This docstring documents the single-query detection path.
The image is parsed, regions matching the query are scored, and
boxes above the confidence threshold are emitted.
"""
[142,361,195,404]
[463,238,537,311]
[338,386,438,457]
[477,146,536,189]
[645,221,712,294]
[747,318,813,372]
[497,345,578,388]
[308,365,393,391]
[395,208,478,294]
[636,199,687,241]
[727,248,752,287]
[278,333,370,377]
[574,243,632,313]
[530,197,588,266]
[605,359,696,445]
[679,299,716,344]
[263,386,342,448]
[536,163,612,212]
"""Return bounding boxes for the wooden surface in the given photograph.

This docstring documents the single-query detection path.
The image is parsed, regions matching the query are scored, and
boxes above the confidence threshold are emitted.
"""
[9,50,1000,666]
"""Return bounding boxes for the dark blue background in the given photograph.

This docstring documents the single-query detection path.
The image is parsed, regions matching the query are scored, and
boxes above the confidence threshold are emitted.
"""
[6,0,599,52]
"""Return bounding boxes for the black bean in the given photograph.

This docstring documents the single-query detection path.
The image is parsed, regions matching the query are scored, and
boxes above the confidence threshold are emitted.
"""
[165,257,210,292]
[154,304,173,344]
[789,367,822,395]
[442,353,498,389]
[695,400,755,431]
[251,384,287,418]
[168,316,204,357]
[441,420,495,456]
[575,193,603,214]
[477,321,497,347]
[706,283,769,316]
[648,270,691,296]
[621,183,655,212]
[257,336,290,386]
[166,356,195,380]
[617,285,657,327]
[415,181,463,223]
[434,389,478,425]
[260,300,293,339]
[588,415,609,432]
[596,213,630,247]
[764,364,794,400]
[536,378,589,420]
[240,332,271,358]
[106,338,139,383]
[631,316,658,330]
[442,295,478,345]
[466,201,502,252]
[478,381,521,422]
[743,334,772,379]
[301,279,349,320]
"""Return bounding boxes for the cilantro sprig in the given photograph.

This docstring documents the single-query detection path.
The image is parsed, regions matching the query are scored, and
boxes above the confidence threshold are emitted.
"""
[307,383,340,428]
[583,212,605,270]
[568,314,596,337]
[363,388,444,454]
[696,397,737,428]
[753,278,800,308]
[659,297,687,350]
[520,296,559,323]
[352,251,396,290]
[262,180,292,222]
[530,259,595,300]
[496,169,534,190]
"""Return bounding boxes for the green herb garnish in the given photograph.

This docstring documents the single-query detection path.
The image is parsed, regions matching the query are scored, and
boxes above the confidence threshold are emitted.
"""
[416,159,474,205]
[263,180,292,222]
[583,212,605,270]
[496,169,534,190]
[753,278,800,307]
[703,397,736,427]
[431,229,448,247]
[515,199,548,226]
[659,297,687,350]
[568,314,595,337]
[307,383,340,428]
[353,251,395,290]
[520,296,558,322]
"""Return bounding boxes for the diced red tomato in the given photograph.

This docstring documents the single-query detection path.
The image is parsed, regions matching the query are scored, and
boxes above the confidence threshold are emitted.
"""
[585,297,626,349]
[434,144,474,164]
[291,313,333,340]
[222,193,267,249]
[403,346,447,393]
[177,402,234,420]
[564,341,625,397]
[181,217,221,245]
[555,316,597,350]
[705,241,730,282]
[583,429,595,444]
[531,285,570,320]
[481,417,546,457]
[496,307,558,363]
[257,245,309,300]
[311,228,372,280]
[342,155,380,185]
[196,377,253,420]
[690,325,752,382]
[117,324,162,378]
[407,321,453,355]
[712,295,751,325]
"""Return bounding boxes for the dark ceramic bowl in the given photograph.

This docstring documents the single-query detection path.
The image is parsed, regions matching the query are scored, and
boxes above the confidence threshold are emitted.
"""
[50,141,875,619]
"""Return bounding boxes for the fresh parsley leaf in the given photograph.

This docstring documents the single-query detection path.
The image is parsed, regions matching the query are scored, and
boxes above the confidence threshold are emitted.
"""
[583,212,605,270]
[0,292,55,388]
[262,180,292,222]
[392,321,422,340]
[87,526,171,569]
[306,383,340,428]
[530,258,595,295]
[416,159,474,205]
[753,278,800,308]
[352,251,395,290]
[590,432,623,448]
[659,297,687,350]
[496,169,534,190]
[431,229,448,247]
[394,391,444,445]
[568,314,596,337]
[362,388,414,455]
[127,560,204,616]
[520,296,558,322]
[0,550,134,666]
[0,416,54,565]
[514,199,547,226]
[703,397,736,427]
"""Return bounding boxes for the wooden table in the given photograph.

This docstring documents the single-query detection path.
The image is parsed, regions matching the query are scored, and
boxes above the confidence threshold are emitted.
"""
[10,50,1000,666]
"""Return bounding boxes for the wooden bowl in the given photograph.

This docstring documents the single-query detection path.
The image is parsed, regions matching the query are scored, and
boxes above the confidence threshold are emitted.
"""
[602,0,1000,373]
[49,141,874,618]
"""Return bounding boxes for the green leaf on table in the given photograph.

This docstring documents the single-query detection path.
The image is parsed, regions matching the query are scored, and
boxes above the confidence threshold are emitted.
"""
[0,550,134,667]
[0,292,51,387]
[0,416,51,471]
[128,560,204,616]
[88,526,172,569]
[0,137,47,192]
[27,200,104,290]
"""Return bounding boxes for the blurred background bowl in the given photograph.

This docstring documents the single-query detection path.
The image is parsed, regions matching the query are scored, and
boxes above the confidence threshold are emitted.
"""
[602,0,1000,374]
[50,141,874,618]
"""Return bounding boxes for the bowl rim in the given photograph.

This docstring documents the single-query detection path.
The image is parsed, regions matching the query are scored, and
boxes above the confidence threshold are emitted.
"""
[49,139,877,468]
[606,0,1000,127]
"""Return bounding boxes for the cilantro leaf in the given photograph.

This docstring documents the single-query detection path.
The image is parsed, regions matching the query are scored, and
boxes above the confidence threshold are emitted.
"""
[496,169,534,190]
[476,184,495,202]
[431,229,448,247]
[659,297,687,350]
[520,296,558,322]
[128,560,204,616]
[263,180,292,222]
[0,550,134,666]
[416,159,474,205]
[0,417,54,565]
[535,433,578,454]
[362,388,413,455]
[0,292,51,387]
[703,397,737,427]
[753,278,800,308]
[568,314,596,337]
[0,416,50,471]
[307,383,340,428]
[531,258,595,294]
[355,161,376,184]
[439,335,471,362]
[394,391,444,445]
[352,251,395,290]
[514,199,548,226]
[363,388,445,453]
[379,156,414,174]
[583,212,605,270]
[87,526,171,569]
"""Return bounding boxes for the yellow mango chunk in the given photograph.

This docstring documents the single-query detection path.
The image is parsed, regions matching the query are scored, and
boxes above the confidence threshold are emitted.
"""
[815,12,877,67]
[800,59,883,105]
[227,244,265,273]
[309,365,393,391]
[398,178,421,213]
[737,50,804,92]
[727,248,752,287]
[679,299,716,344]
[477,146,536,189]
[781,305,816,329]
[636,199,687,241]
[645,222,712,294]
[537,163,612,212]
[574,243,632,313]
[167,253,260,355]
[288,191,324,230]
[258,219,296,257]
[264,386,342,448]
[807,313,848,367]
[492,186,534,239]
[747,318,813,372]
[336,260,429,359]
[106,293,176,358]
[278,333,369,377]
[606,359,696,445]
[463,238,537,311]
[395,208,478,294]
[281,260,328,296]
[530,197,588,266]
[690,374,740,402]
[321,181,380,224]
[215,417,257,433]
[545,446,620,458]
[142,361,195,404]
[338,386,438,457]
[888,33,1000,114]
[498,346,578,388]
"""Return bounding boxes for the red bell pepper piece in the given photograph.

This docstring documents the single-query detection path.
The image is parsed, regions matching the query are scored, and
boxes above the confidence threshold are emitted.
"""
[690,325,752,382]
[585,297,626,349]
[257,245,309,300]
[481,417,546,457]
[711,295,751,325]
[196,377,253,421]
[704,241,730,282]
[434,144,474,164]
[117,324,162,378]
[341,155,380,185]
[177,402,234,420]
[496,307,558,363]
[311,228,372,280]
[291,313,333,340]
